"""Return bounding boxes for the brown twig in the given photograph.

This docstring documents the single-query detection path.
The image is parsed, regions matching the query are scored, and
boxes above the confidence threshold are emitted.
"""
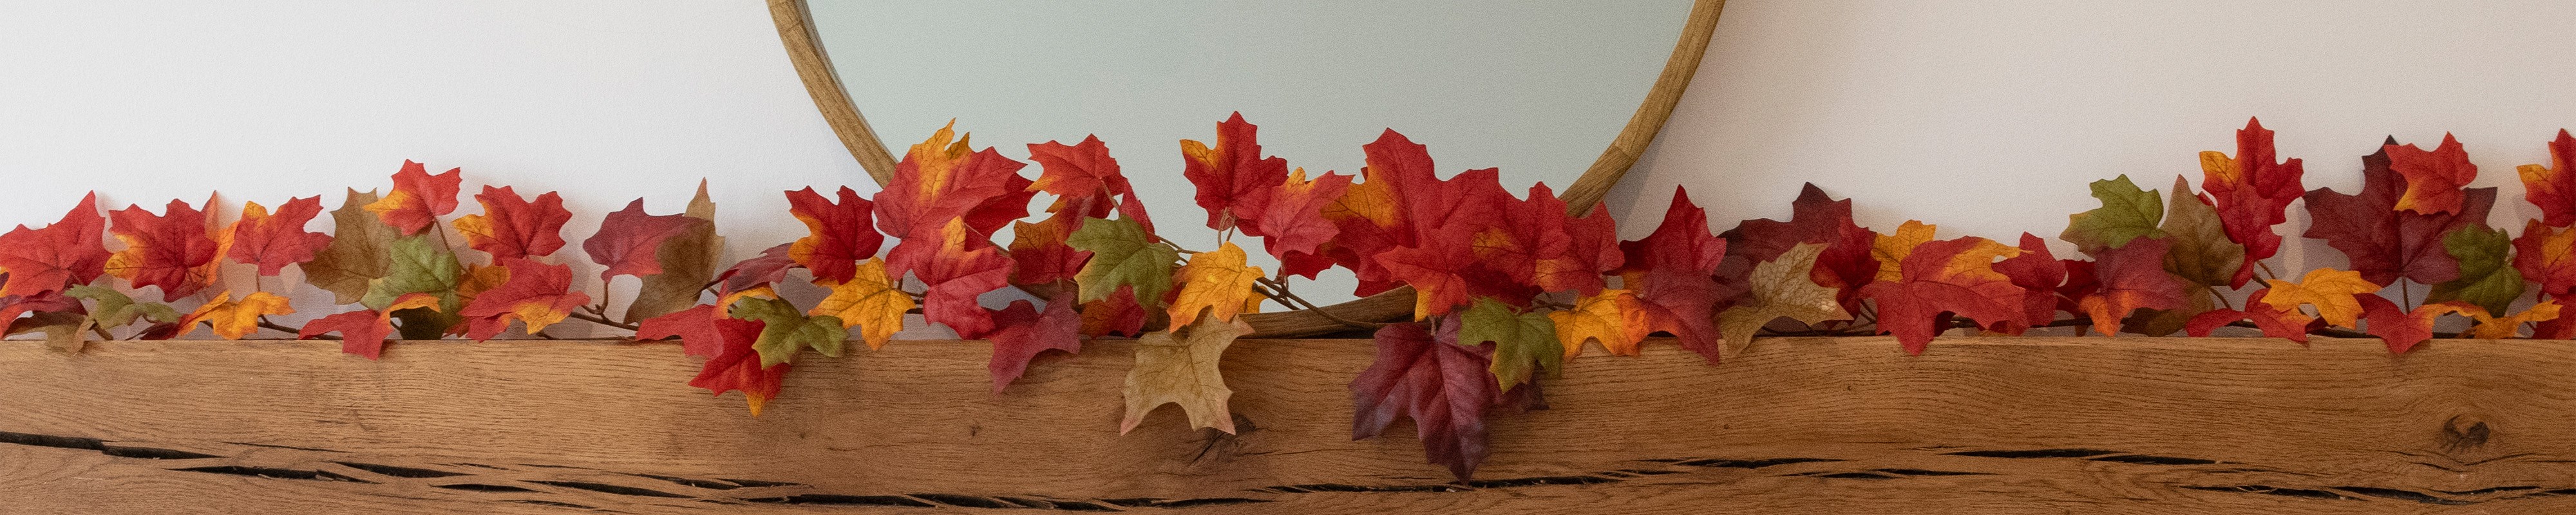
[566,310,639,332]
[1252,277,1388,330]
[260,319,334,340]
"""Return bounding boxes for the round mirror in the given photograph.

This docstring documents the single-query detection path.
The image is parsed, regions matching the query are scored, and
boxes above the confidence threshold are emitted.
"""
[775,0,1718,330]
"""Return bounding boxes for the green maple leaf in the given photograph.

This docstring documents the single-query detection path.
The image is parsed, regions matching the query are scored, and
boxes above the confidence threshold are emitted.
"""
[727,295,847,366]
[362,234,463,338]
[65,284,180,328]
[1457,297,1559,390]
[2427,224,2524,314]
[1066,217,1178,306]
[2061,174,2165,254]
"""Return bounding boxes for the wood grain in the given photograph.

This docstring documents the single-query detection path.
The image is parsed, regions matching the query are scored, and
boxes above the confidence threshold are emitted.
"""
[763,1,1728,337]
[6,336,2575,513]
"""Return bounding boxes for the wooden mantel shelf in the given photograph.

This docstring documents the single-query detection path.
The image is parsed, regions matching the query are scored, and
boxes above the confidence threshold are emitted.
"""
[4,336,2571,514]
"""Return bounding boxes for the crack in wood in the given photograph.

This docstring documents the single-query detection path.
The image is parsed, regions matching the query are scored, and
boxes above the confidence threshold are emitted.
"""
[332,461,470,478]
[171,465,371,483]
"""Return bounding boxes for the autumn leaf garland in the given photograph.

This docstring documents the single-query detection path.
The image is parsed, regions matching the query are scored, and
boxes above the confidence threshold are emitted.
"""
[8,115,2576,484]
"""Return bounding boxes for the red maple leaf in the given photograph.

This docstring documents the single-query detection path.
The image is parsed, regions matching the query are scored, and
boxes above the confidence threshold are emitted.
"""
[688,317,790,416]
[1245,169,1351,263]
[1991,233,2069,333]
[916,220,1012,339]
[2385,134,2479,215]
[1027,135,1132,219]
[637,304,725,358]
[1720,184,1877,310]
[1182,113,1291,233]
[1078,285,1146,337]
[455,186,571,260]
[2359,295,2430,353]
[1006,212,1090,286]
[2514,221,2576,297]
[2183,289,2322,342]
[367,160,463,236]
[226,196,332,276]
[1300,131,1441,294]
[873,123,1034,244]
[1350,321,1542,483]
[715,243,797,295]
[0,193,110,298]
[2302,138,2497,286]
[2521,129,2576,226]
[583,198,705,282]
[2201,118,2306,287]
[986,293,1083,393]
[105,196,222,301]
[301,310,393,359]
[1612,187,1729,362]
[1861,236,2025,354]
[784,187,884,284]
[459,258,592,341]
[2070,236,2188,335]
[1376,233,1479,319]
[1523,184,1622,295]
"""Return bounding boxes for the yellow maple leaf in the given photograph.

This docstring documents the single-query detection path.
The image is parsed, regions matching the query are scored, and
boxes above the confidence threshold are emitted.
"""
[1120,315,1250,435]
[1166,243,1264,326]
[179,290,295,339]
[1871,220,1936,283]
[811,258,913,350]
[2419,300,2563,339]
[1716,243,1852,357]
[1549,288,1649,359]
[2259,268,2380,328]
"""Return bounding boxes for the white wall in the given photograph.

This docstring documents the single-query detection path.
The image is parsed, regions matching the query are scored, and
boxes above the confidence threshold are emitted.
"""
[5,1,2574,323]
[1622,0,2576,274]
[0,1,862,324]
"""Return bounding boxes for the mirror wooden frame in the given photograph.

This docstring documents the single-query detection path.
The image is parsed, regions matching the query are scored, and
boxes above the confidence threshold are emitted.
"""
[764,0,1728,336]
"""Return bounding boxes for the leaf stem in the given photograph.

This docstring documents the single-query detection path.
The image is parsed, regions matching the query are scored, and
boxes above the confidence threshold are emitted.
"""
[258,318,325,339]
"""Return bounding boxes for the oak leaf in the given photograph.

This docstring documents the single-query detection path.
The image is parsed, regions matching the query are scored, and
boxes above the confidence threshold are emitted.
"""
[176,290,294,339]
[809,258,911,350]
[2199,118,2306,287]
[453,186,571,260]
[1167,242,1264,326]
[363,160,462,236]
[105,196,226,301]
[1120,314,1250,434]
[225,197,332,276]
[1716,243,1850,356]
[584,198,704,282]
[459,258,590,341]
[0,192,110,298]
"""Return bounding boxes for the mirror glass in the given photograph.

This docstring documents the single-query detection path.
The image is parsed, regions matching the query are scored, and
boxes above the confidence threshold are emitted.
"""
[810,1,1689,303]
